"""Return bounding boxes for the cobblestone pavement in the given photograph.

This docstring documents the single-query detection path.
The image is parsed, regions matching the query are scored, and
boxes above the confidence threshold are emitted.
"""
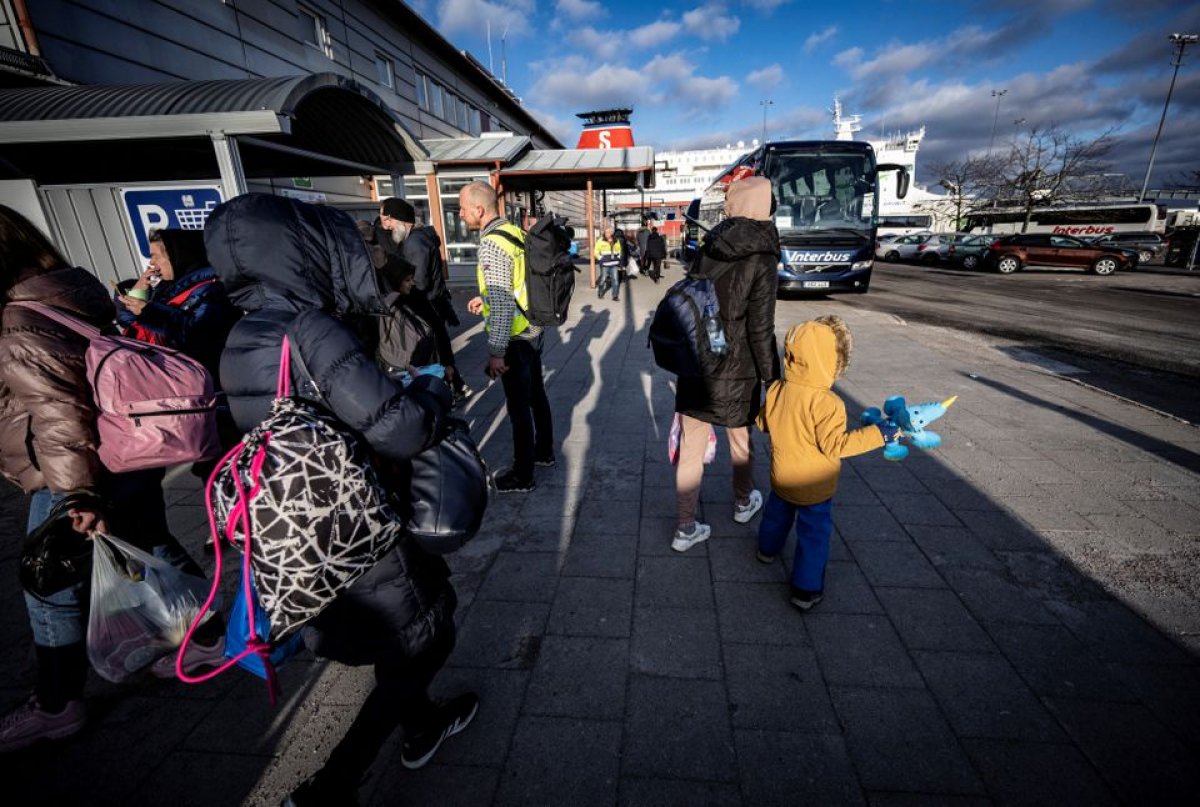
[3,265,1198,805]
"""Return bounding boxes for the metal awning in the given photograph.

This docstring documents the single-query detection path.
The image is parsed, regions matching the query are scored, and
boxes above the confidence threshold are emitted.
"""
[421,135,531,165]
[0,73,430,191]
[500,146,656,191]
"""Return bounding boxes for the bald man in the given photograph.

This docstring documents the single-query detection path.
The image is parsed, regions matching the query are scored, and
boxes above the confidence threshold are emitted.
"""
[460,181,554,493]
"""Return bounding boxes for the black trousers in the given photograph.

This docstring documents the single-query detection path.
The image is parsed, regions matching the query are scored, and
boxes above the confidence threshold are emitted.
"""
[646,258,663,280]
[501,336,554,478]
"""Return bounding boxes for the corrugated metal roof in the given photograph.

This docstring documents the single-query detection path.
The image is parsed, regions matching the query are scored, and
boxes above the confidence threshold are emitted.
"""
[503,146,655,174]
[421,135,530,164]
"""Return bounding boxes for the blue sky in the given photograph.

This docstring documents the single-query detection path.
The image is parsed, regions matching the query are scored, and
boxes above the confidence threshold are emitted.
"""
[415,0,1200,188]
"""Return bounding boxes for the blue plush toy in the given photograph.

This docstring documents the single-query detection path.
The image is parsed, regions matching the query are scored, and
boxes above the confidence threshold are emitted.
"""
[862,395,957,461]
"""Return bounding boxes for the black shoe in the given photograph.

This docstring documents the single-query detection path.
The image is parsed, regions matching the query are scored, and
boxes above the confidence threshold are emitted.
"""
[494,469,535,493]
[534,452,556,468]
[789,588,823,611]
[399,693,479,770]
[612,296,620,302]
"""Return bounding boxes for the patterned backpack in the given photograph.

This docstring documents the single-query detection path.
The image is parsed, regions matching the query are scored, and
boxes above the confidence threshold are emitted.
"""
[176,336,404,701]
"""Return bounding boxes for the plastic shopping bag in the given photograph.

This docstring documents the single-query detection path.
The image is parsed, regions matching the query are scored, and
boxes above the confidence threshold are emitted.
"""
[668,413,718,466]
[87,534,208,682]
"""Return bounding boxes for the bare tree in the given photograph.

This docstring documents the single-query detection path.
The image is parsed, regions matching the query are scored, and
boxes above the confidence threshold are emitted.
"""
[993,124,1117,232]
[929,155,1005,228]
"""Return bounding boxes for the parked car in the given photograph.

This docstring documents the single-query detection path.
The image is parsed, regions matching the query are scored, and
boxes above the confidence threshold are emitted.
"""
[922,233,973,264]
[874,233,901,259]
[1085,232,1166,264]
[946,234,1000,270]
[983,233,1134,275]
[877,232,932,262]
[1164,227,1198,268]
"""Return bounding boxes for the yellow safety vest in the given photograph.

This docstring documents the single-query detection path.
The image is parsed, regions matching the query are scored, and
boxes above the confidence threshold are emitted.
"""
[477,221,530,336]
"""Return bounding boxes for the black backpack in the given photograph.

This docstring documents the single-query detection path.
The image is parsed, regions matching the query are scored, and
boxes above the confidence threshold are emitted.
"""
[648,261,732,378]
[493,215,579,326]
[377,303,437,371]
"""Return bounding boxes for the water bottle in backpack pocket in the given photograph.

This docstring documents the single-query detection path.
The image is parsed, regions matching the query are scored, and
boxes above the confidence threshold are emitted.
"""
[648,271,731,377]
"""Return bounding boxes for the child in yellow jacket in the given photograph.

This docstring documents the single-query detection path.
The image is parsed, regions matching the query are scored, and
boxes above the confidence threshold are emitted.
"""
[756,316,898,610]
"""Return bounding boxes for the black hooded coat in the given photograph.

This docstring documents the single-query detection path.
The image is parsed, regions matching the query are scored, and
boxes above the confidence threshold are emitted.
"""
[674,217,780,428]
[205,193,455,665]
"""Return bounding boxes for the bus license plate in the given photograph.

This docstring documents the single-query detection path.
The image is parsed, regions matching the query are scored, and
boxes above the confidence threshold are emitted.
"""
[803,280,830,289]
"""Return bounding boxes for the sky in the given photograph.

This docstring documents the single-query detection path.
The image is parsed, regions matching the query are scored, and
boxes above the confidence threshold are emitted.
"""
[410,0,1200,191]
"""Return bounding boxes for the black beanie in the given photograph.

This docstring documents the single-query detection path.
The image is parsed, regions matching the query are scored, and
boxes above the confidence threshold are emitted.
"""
[380,197,416,223]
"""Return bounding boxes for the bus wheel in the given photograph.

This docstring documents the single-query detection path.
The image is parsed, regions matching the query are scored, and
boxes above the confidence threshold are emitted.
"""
[996,255,1022,274]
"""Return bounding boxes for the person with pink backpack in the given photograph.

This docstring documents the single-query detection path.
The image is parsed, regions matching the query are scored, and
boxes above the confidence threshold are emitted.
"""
[0,205,224,752]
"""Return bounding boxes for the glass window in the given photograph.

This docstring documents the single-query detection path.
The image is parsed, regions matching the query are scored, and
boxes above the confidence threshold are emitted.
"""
[431,83,444,118]
[299,6,332,59]
[375,53,394,89]
[469,108,482,137]
[414,71,428,109]
[439,176,489,264]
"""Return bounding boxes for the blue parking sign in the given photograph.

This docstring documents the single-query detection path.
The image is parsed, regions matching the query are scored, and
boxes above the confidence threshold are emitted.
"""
[121,186,223,261]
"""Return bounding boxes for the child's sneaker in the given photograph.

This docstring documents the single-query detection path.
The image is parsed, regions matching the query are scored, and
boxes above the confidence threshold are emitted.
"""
[755,549,777,564]
[789,588,824,611]
[400,692,479,770]
[733,489,764,524]
[0,697,86,752]
[671,522,711,552]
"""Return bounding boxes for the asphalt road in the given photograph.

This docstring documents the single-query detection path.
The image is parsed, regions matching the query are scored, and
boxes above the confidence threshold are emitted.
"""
[829,260,1200,424]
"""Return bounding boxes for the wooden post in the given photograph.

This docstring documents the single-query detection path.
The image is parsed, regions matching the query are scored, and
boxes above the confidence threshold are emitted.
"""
[425,174,449,271]
[586,178,596,288]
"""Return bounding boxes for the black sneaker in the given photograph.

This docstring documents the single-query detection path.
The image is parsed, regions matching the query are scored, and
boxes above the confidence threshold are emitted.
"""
[493,469,535,493]
[400,692,479,770]
[534,452,556,468]
[789,588,823,611]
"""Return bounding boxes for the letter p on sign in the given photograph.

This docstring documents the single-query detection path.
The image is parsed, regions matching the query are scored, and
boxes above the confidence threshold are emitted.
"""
[137,204,170,236]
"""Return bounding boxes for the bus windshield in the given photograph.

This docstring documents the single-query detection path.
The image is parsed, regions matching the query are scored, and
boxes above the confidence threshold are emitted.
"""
[763,148,875,239]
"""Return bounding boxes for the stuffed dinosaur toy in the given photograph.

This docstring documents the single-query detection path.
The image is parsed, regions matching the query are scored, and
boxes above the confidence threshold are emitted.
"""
[862,395,957,461]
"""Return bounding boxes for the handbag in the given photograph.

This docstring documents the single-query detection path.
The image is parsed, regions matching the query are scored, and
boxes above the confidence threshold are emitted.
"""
[19,492,98,598]
[403,417,489,554]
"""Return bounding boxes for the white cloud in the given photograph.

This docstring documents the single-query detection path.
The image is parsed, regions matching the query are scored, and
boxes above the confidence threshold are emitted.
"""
[645,53,695,84]
[630,20,682,49]
[682,4,741,41]
[574,26,623,61]
[437,0,536,37]
[681,75,739,112]
[524,105,579,145]
[528,57,645,109]
[804,25,837,53]
[746,64,783,88]
[743,0,790,10]
[833,47,863,69]
[555,0,602,20]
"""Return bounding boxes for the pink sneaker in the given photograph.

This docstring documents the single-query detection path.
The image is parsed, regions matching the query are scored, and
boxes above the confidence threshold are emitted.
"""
[149,636,226,679]
[0,697,86,753]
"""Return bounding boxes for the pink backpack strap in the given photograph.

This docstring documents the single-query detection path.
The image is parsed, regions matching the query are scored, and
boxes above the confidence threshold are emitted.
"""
[277,334,292,399]
[8,300,102,339]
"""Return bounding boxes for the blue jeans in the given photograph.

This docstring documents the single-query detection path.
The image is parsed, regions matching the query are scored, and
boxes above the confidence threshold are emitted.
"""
[757,492,833,593]
[23,469,206,648]
[599,263,621,299]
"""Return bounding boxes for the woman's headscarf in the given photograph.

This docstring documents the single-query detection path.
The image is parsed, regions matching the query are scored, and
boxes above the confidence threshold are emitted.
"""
[724,176,774,222]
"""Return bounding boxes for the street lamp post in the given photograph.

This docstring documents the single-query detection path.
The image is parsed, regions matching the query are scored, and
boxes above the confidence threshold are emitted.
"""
[988,89,1007,152]
[760,99,774,143]
[1139,33,1199,203]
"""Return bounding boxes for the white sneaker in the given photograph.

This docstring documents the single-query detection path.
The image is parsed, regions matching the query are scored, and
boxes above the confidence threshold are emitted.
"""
[671,522,712,552]
[733,489,764,524]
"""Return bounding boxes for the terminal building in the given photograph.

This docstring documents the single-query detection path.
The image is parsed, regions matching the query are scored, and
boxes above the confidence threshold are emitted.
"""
[0,0,653,285]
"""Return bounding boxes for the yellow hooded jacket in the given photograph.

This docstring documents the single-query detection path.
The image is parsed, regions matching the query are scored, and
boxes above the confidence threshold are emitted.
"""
[757,321,884,505]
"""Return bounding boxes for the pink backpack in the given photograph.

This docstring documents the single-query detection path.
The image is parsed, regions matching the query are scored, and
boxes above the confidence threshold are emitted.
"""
[14,301,222,473]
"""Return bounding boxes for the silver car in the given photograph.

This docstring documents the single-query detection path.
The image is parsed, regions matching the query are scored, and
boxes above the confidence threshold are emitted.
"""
[930,233,976,263]
[877,232,932,262]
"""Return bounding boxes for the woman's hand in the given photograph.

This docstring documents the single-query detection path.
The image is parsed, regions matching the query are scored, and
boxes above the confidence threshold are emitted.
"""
[118,295,147,315]
[131,264,160,291]
[67,506,108,537]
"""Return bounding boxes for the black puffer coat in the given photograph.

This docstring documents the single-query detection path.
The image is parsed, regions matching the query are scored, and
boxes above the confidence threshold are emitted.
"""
[205,193,455,664]
[675,217,780,427]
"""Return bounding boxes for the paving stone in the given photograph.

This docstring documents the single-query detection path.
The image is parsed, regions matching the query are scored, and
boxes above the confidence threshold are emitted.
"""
[875,491,962,527]
[524,636,628,719]
[450,600,550,670]
[713,581,809,646]
[831,686,984,795]
[630,607,722,679]
[1044,698,1200,803]
[637,516,679,556]
[365,762,500,807]
[985,623,1136,702]
[867,795,991,807]
[913,651,1065,741]
[142,750,274,806]
[954,509,1045,551]
[623,676,737,782]
[574,498,642,536]
[708,532,785,582]
[723,644,838,733]
[426,667,530,767]
[852,542,947,589]
[636,555,714,609]
[1043,599,1191,665]
[492,716,622,806]
[547,576,634,638]
[806,560,885,614]
[939,566,1060,626]
[958,739,1114,807]
[735,729,865,806]
[807,614,924,689]
[907,525,1004,571]
[834,505,911,543]
[559,532,639,578]
[877,588,995,652]
[476,551,560,603]
[618,777,743,807]
[1105,661,1200,750]
[929,478,1004,513]
[996,550,1107,603]
[855,462,929,494]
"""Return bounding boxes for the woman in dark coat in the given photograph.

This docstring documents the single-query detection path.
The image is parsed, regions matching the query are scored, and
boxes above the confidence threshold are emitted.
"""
[205,193,475,804]
[672,177,780,552]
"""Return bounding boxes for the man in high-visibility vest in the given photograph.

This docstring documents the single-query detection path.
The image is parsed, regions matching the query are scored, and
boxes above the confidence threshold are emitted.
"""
[460,181,554,493]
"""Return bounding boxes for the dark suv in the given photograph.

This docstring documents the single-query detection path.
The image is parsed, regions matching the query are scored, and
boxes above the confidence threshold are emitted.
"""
[983,234,1134,275]
[1086,232,1166,264]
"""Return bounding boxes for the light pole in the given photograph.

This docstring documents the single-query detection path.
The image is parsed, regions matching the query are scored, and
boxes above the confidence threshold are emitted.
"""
[760,99,774,142]
[988,89,1007,152]
[1139,33,1199,203]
